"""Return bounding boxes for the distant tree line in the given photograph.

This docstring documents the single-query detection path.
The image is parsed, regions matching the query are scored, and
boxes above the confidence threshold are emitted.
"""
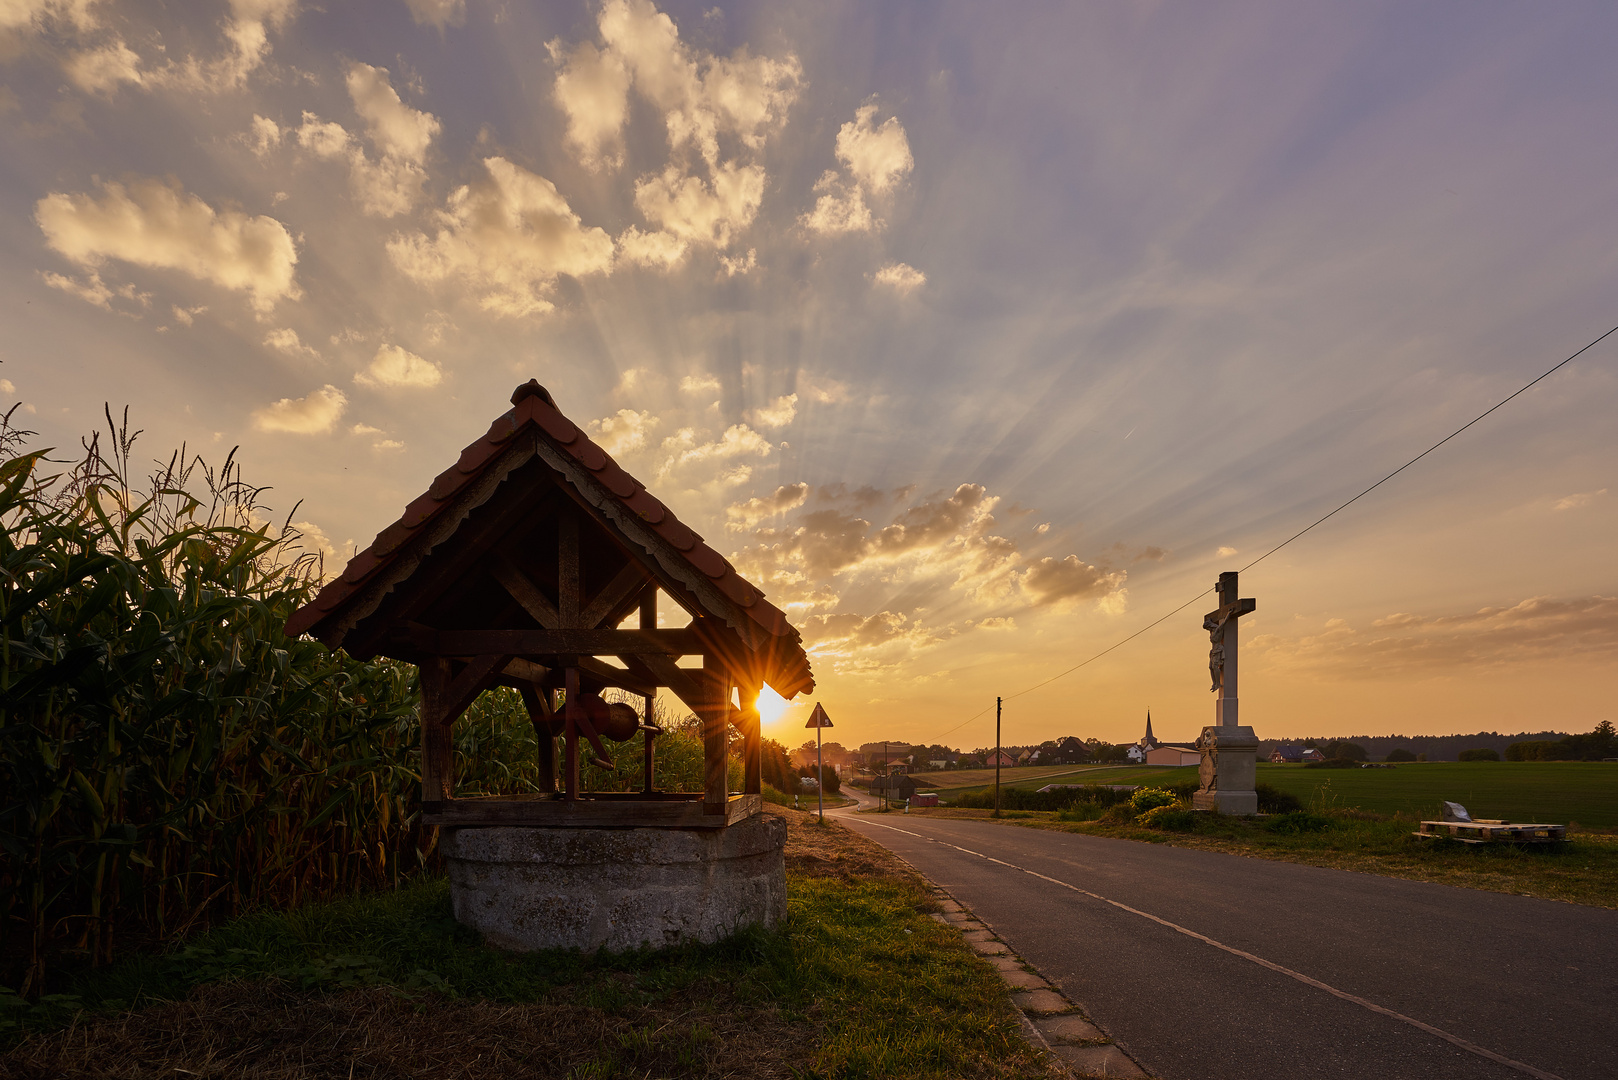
[1258,729,1589,763]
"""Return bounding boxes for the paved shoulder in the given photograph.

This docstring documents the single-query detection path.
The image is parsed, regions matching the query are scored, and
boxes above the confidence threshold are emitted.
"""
[839,813,1616,1080]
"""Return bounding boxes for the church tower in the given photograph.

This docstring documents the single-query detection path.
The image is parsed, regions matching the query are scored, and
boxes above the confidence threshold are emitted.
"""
[1141,710,1158,750]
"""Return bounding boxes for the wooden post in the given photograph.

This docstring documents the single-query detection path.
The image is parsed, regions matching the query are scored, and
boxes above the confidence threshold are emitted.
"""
[702,654,728,815]
[420,657,455,803]
[563,664,580,801]
[993,696,1002,818]
[740,682,761,796]
[641,588,656,794]
[518,684,556,793]
[558,510,580,627]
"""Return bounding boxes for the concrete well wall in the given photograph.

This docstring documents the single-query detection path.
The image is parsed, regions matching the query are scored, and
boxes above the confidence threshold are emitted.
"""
[439,813,787,952]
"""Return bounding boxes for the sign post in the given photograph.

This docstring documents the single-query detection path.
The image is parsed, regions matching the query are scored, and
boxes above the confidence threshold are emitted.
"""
[805,703,833,822]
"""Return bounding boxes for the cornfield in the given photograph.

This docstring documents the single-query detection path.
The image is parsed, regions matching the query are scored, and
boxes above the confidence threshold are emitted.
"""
[0,408,798,996]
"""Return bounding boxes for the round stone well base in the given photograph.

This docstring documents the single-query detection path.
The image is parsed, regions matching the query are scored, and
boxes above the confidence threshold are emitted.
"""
[440,813,787,952]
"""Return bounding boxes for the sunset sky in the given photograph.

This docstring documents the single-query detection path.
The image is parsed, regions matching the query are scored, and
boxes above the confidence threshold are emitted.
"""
[4,0,1616,750]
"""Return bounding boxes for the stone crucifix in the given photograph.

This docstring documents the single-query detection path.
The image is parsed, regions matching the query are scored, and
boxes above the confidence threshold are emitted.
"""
[1193,570,1261,816]
[1203,570,1256,728]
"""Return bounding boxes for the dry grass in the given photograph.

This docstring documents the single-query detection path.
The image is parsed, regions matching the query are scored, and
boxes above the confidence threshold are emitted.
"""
[0,978,802,1080]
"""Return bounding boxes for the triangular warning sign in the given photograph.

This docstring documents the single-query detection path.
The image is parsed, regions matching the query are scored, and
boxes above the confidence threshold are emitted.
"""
[805,702,832,728]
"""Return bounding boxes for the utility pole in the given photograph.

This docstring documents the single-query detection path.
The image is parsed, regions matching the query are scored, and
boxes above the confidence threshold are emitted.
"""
[994,696,1002,819]
[883,740,889,812]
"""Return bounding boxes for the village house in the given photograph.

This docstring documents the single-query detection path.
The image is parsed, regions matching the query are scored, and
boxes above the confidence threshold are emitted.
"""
[1269,745,1327,763]
[986,749,1016,768]
[1146,744,1202,766]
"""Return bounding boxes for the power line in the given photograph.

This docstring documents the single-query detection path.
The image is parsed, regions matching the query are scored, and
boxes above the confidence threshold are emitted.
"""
[934,319,1618,741]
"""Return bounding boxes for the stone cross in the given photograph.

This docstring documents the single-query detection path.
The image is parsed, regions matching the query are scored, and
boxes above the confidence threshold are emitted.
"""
[1193,570,1260,816]
[1203,570,1256,728]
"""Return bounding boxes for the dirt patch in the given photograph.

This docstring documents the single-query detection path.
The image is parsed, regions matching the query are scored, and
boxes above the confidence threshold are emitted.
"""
[1,975,807,1080]
[767,803,921,883]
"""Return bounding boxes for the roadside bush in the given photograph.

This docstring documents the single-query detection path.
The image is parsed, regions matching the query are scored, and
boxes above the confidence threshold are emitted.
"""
[1129,787,1176,813]
[1255,782,1302,814]
[1458,748,1501,762]
[954,784,1134,812]
[1136,805,1196,831]
[1265,811,1334,834]
[798,765,841,793]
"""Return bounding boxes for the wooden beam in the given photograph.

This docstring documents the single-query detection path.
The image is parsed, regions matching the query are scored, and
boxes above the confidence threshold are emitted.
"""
[576,656,657,697]
[438,653,512,724]
[409,627,701,657]
[739,682,761,796]
[631,653,704,711]
[558,509,580,626]
[702,654,728,815]
[503,656,550,684]
[579,561,654,630]
[491,555,561,628]
[420,657,455,802]
[563,666,580,800]
[518,683,556,792]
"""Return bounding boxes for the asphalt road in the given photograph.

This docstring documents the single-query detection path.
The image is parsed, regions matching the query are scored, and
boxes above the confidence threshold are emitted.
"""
[834,810,1617,1080]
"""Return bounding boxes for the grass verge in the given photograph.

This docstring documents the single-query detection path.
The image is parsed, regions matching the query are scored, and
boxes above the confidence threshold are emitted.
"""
[1,806,1053,1080]
[914,806,1618,909]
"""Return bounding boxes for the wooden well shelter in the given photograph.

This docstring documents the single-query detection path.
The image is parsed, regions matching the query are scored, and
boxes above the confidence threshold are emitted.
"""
[286,381,814,829]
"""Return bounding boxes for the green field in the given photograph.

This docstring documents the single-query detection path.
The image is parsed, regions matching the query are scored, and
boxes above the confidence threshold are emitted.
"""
[1256,761,1618,827]
[915,764,1198,799]
[924,761,1618,828]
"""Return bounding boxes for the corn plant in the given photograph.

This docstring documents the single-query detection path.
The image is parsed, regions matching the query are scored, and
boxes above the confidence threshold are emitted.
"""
[0,409,422,994]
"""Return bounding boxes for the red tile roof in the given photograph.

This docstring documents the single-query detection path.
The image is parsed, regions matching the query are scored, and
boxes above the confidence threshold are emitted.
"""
[286,381,811,695]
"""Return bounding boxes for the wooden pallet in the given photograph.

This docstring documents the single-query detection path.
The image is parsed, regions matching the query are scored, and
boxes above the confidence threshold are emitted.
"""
[1414,820,1566,844]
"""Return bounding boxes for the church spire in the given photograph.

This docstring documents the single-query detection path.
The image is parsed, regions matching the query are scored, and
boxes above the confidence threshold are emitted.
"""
[1144,709,1155,747]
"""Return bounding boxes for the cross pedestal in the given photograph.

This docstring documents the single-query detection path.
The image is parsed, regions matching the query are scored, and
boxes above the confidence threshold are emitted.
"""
[1192,571,1260,816]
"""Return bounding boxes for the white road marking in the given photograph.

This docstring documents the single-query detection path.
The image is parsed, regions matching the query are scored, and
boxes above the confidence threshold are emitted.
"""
[853,817,1565,1080]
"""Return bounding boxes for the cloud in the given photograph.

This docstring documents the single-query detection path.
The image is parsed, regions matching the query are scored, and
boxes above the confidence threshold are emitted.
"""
[1018,555,1126,607]
[296,112,350,157]
[388,156,615,316]
[801,610,941,673]
[726,482,809,529]
[548,38,631,170]
[346,63,439,163]
[549,0,800,252]
[249,114,282,155]
[588,408,660,456]
[633,161,765,247]
[354,343,442,388]
[616,224,687,269]
[1553,489,1607,511]
[800,171,871,236]
[402,0,464,29]
[1216,545,1238,557]
[64,39,143,93]
[151,0,297,91]
[265,326,319,359]
[802,104,913,236]
[837,104,913,195]
[351,423,382,435]
[41,269,113,308]
[373,438,405,450]
[171,304,206,326]
[680,373,720,393]
[873,262,925,293]
[588,0,801,167]
[36,178,299,312]
[657,422,773,475]
[750,393,797,428]
[251,383,347,433]
[719,248,756,276]
[1,0,99,35]
[977,616,1016,630]
[1253,595,1618,676]
[0,379,14,395]
[290,67,439,218]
